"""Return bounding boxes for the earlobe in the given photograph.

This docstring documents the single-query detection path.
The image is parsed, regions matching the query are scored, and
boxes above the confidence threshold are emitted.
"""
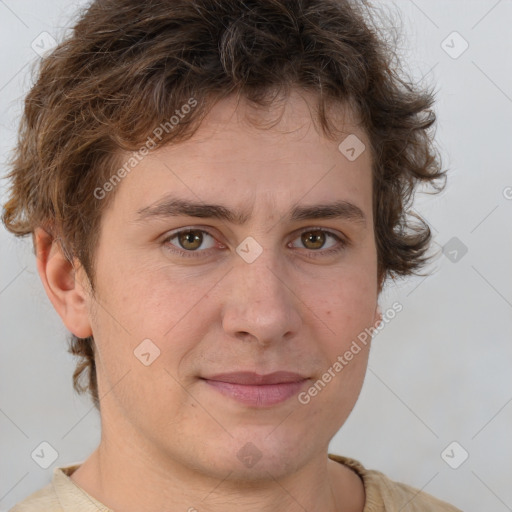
[34,227,93,339]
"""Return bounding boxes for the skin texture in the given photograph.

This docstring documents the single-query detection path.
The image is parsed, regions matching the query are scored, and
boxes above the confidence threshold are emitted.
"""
[35,90,382,512]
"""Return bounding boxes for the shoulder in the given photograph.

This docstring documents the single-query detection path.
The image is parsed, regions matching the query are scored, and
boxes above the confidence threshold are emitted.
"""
[8,463,104,512]
[328,454,464,512]
[364,468,463,511]
[8,481,62,512]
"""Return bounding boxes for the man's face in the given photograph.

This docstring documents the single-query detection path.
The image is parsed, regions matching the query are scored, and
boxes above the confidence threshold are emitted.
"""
[85,90,379,479]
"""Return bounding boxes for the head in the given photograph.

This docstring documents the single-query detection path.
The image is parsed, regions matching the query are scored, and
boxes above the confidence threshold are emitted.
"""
[2,0,444,478]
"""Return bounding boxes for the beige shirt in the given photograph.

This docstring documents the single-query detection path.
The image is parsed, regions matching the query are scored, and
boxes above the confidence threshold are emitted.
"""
[10,454,462,511]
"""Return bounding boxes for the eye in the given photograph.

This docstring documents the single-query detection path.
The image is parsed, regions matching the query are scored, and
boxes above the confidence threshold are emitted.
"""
[163,228,220,257]
[289,228,347,256]
[162,226,348,260]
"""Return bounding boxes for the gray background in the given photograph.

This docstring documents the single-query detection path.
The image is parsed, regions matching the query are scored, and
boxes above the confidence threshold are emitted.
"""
[1,1,511,511]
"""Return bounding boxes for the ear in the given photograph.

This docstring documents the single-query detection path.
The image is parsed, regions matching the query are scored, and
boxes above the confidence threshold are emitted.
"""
[34,227,93,338]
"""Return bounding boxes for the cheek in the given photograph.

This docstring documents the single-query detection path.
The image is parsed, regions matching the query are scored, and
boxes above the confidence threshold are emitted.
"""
[309,264,378,381]
[316,263,377,329]
[94,255,185,336]
[90,259,215,388]
[306,278,375,417]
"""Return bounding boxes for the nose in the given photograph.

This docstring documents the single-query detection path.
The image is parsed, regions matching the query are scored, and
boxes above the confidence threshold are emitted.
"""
[221,249,302,347]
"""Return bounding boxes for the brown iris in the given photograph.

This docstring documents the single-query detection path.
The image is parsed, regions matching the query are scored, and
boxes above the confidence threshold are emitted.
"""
[178,230,204,250]
[301,230,326,250]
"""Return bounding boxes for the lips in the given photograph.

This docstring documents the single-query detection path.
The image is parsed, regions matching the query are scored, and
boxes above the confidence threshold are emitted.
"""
[203,371,307,385]
[200,371,309,407]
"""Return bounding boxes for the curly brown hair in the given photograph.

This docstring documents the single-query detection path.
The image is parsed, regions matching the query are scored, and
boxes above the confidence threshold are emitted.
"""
[1,0,445,410]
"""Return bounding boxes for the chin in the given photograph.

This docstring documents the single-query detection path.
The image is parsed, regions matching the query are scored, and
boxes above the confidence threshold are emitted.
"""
[202,431,313,480]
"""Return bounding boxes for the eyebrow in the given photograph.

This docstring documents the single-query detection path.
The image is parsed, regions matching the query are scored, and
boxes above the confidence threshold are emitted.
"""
[135,196,367,227]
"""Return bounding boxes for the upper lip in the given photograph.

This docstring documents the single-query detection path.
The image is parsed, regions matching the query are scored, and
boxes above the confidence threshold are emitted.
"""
[202,371,308,385]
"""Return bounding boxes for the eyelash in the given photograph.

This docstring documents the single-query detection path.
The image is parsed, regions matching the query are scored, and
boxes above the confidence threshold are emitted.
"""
[162,227,348,259]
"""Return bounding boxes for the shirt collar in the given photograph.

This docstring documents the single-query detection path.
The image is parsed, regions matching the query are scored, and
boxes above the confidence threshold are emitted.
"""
[53,463,113,512]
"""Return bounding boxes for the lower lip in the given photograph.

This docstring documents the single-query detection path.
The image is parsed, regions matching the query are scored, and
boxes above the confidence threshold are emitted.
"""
[203,379,308,407]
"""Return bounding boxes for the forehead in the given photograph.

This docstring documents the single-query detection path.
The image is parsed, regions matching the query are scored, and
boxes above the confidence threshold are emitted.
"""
[104,90,372,224]
[196,91,365,151]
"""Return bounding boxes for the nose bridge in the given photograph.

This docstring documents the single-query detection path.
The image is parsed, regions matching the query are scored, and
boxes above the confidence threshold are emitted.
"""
[221,242,301,344]
[241,252,285,303]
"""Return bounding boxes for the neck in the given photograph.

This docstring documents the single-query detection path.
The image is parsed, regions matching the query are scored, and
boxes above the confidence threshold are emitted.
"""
[70,436,364,512]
